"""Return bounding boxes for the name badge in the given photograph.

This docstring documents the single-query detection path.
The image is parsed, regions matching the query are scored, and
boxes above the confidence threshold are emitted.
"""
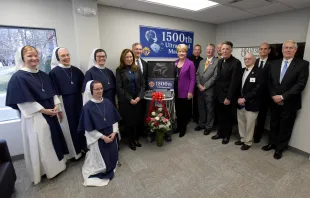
[250,78,256,83]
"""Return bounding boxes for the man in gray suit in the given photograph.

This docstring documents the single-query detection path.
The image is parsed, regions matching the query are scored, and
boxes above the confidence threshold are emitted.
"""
[195,44,218,135]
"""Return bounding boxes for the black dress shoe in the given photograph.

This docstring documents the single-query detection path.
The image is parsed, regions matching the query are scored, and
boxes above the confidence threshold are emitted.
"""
[129,143,136,150]
[222,138,229,144]
[134,141,142,147]
[234,140,244,146]
[241,144,251,150]
[203,129,211,135]
[211,134,221,140]
[195,126,205,131]
[165,135,172,142]
[179,132,185,138]
[273,150,283,159]
[262,144,275,151]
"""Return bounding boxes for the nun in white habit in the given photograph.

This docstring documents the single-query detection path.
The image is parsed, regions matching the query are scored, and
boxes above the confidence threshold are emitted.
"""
[5,46,68,185]
[78,80,121,186]
[49,47,85,160]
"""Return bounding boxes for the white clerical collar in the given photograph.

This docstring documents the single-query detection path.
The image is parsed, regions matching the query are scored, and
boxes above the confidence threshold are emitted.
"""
[95,64,105,69]
[58,63,71,68]
[21,67,39,73]
[91,98,103,103]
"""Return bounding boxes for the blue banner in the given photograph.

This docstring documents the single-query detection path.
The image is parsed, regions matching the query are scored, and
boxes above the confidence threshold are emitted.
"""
[148,79,174,90]
[140,26,194,58]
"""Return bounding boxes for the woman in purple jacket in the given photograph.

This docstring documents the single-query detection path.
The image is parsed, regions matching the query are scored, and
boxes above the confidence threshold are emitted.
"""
[174,44,196,137]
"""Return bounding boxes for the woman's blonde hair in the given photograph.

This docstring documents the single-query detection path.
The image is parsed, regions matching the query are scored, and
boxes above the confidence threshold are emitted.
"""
[176,44,188,52]
[118,49,138,72]
[21,46,38,61]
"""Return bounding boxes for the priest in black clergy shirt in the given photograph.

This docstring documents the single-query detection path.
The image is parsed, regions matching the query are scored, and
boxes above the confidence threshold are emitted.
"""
[49,47,85,160]
[188,44,204,123]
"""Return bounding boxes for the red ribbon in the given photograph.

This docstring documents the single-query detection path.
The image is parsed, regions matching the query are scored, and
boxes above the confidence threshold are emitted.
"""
[147,92,170,119]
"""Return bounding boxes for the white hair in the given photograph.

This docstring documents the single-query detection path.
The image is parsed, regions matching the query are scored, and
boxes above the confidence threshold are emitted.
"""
[282,40,298,49]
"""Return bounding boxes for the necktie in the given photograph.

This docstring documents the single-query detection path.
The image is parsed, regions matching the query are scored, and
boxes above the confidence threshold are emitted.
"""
[137,59,143,73]
[280,61,288,83]
[204,60,210,71]
[259,61,264,68]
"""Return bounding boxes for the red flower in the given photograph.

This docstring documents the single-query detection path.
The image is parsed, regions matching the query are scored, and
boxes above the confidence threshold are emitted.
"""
[145,117,151,123]
[154,122,159,127]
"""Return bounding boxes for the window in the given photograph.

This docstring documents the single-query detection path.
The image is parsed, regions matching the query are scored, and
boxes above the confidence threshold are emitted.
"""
[0,26,57,122]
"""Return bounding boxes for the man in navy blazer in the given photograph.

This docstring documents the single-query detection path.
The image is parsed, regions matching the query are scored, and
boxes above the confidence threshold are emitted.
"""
[262,40,309,159]
[235,53,263,150]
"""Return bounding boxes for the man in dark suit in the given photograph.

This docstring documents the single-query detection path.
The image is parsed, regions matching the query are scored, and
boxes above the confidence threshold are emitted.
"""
[188,44,203,123]
[235,53,263,150]
[262,40,309,159]
[132,43,150,139]
[132,42,148,84]
[253,42,272,143]
[212,41,242,144]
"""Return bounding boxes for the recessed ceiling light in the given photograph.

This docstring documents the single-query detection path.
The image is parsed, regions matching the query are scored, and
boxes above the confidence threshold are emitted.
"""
[138,0,219,12]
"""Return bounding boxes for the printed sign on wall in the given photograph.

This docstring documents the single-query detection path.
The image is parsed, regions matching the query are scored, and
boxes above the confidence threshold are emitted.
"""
[140,25,194,58]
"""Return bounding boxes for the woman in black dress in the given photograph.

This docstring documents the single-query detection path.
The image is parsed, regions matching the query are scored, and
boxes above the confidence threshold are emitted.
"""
[116,49,145,150]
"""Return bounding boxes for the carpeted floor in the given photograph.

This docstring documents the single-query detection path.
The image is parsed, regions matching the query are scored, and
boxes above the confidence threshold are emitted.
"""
[12,122,310,198]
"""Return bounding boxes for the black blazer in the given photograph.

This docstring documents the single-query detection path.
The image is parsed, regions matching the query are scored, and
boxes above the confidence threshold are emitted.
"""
[255,58,272,98]
[141,58,148,85]
[237,66,263,112]
[116,67,145,103]
[215,55,242,103]
[269,58,309,110]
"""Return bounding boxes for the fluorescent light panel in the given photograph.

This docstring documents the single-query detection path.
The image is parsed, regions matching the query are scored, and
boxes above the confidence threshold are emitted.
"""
[138,0,219,11]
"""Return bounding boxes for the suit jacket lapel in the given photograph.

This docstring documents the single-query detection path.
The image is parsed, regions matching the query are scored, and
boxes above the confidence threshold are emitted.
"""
[123,69,131,83]
[200,59,206,74]
[203,57,215,74]
[274,60,282,84]
[281,58,296,83]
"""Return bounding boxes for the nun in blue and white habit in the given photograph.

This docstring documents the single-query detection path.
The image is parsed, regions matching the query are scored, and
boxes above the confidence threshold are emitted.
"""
[5,46,68,185]
[78,80,121,186]
[49,47,85,160]
[82,48,116,106]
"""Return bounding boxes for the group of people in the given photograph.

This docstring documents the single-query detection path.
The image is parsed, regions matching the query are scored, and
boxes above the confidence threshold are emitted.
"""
[5,39,309,186]
[5,44,146,186]
[186,40,309,161]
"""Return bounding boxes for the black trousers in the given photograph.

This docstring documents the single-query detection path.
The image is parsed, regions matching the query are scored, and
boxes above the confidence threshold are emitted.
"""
[216,103,234,139]
[269,104,297,150]
[127,126,138,144]
[175,97,191,135]
[254,98,270,140]
[192,87,199,121]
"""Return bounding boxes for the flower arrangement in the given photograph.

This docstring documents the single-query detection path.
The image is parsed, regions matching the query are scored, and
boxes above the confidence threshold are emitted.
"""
[145,92,172,146]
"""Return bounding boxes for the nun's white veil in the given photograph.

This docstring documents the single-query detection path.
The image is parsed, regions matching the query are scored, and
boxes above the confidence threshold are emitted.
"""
[15,47,24,71]
[51,47,61,69]
[88,48,99,70]
[83,80,94,105]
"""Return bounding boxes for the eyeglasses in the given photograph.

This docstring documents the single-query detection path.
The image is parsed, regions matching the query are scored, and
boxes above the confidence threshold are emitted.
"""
[93,88,103,91]
[96,55,106,59]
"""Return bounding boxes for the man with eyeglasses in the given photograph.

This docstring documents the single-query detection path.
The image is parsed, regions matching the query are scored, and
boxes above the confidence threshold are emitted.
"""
[234,53,263,150]
[262,40,309,159]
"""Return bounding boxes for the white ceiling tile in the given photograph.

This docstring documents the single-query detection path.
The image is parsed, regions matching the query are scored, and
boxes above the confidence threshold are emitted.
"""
[230,0,272,10]
[96,0,310,24]
[276,0,310,9]
[247,2,293,15]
